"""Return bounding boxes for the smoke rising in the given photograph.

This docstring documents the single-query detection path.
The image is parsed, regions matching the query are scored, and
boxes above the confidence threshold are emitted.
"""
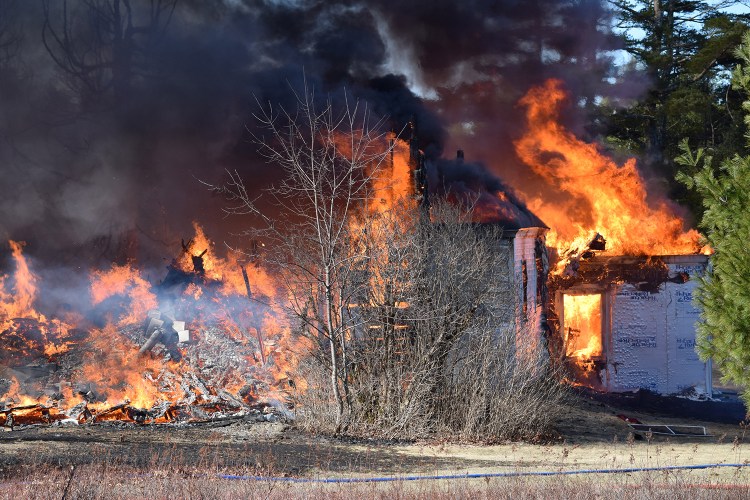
[0,0,625,270]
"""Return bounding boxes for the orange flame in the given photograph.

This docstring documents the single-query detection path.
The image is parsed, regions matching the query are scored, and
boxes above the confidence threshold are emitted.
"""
[2,241,36,316]
[350,136,418,308]
[368,135,414,216]
[2,378,41,407]
[173,223,302,400]
[514,79,700,258]
[0,241,74,359]
[90,263,158,327]
[0,241,43,328]
[178,221,278,299]
[80,323,180,410]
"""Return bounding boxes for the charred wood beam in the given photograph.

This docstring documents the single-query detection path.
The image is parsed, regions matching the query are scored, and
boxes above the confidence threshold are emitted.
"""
[240,264,266,365]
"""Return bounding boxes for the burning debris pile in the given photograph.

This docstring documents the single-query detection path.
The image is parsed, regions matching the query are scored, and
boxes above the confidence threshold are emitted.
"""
[549,234,691,293]
[0,226,298,429]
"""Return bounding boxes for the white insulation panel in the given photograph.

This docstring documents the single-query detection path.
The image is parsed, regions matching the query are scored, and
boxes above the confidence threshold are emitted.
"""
[604,256,709,395]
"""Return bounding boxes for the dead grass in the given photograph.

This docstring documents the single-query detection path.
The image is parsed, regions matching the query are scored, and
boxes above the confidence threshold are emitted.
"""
[1,427,750,499]
[0,462,748,500]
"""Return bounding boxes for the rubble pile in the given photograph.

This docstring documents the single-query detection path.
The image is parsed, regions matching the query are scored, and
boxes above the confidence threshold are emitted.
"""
[0,309,288,429]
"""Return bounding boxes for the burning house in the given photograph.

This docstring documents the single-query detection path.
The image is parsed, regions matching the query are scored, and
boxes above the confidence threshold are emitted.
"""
[412,144,551,355]
[408,79,715,398]
[548,243,711,396]
[469,197,712,400]
[508,80,713,397]
[409,72,713,397]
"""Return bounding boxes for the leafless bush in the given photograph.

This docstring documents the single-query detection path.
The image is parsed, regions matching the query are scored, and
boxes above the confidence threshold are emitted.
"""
[437,321,567,442]
[292,198,565,442]
[291,354,341,435]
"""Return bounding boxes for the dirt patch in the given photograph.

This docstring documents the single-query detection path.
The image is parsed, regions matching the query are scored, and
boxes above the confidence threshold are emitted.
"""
[0,392,748,479]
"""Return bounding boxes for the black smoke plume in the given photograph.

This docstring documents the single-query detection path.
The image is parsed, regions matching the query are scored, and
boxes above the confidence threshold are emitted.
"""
[0,0,624,270]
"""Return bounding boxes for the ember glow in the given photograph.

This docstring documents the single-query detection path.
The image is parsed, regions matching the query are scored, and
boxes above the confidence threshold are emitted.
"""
[514,79,701,259]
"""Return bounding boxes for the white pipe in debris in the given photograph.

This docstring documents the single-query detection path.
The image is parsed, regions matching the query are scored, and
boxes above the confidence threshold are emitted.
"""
[139,328,163,355]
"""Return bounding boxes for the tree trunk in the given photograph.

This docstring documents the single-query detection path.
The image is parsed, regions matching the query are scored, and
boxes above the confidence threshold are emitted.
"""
[646,0,669,170]
[324,266,344,431]
[339,291,353,428]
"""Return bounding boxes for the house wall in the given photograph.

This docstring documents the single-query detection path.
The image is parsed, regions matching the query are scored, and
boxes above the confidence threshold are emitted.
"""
[604,255,710,396]
[484,235,515,329]
[512,228,548,354]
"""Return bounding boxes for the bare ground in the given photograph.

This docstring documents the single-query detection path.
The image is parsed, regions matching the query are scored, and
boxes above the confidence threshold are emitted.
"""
[0,392,748,498]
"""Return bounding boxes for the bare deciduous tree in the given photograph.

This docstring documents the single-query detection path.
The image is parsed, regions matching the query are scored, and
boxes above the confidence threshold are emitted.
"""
[0,0,21,68]
[206,84,396,431]
[42,0,177,103]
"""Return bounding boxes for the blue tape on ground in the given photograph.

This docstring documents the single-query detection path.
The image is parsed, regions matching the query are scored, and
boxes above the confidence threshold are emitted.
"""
[217,463,750,484]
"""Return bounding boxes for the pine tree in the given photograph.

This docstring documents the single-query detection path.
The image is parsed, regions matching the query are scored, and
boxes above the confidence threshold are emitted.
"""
[676,31,750,409]
[607,1,748,216]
